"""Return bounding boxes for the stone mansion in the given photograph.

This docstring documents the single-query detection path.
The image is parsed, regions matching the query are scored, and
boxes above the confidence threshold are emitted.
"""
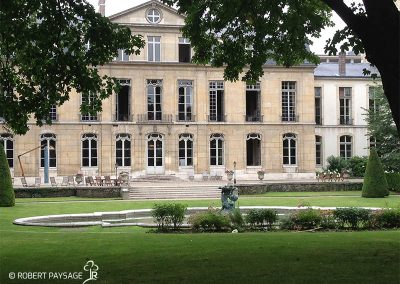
[0,0,377,181]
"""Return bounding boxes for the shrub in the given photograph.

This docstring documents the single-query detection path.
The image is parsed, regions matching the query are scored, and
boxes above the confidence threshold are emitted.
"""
[370,209,400,229]
[362,148,389,198]
[333,207,371,229]
[347,156,368,177]
[0,143,15,207]
[326,156,348,173]
[320,211,338,230]
[229,208,245,230]
[245,209,277,229]
[151,203,187,230]
[290,208,322,230]
[385,173,400,192]
[188,209,230,232]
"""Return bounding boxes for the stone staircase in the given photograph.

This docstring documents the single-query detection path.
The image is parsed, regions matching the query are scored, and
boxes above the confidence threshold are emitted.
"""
[132,175,182,182]
[128,184,222,199]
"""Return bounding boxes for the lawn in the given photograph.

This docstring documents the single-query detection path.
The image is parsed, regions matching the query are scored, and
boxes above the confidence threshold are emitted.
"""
[1,194,400,283]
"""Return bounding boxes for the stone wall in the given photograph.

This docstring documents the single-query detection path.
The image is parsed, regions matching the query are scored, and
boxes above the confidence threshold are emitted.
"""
[14,187,121,198]
[237,182,363,195]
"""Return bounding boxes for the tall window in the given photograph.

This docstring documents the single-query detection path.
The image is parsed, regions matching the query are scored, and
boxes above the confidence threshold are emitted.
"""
[49,105,57,121]
[178,38,191,63]
[369,86,379,113]
[246,133,261,166]
[283,133,297,165]
[178,80,193,121]
[81,92,98,121]
[339,87,352,125]
[340,135,352,160]
[82,134,98,167]
[148,36,161,62]
[246,83,261,122]
[210,134,224,166]
[116,49,129,61]
[209,81,224,122]
[282,81,296,122]
[115,79,131,121]
[179,134,193,166]
[315,135,322,166]
[147,79,162,121]
[116,134,131,167]
[0,134,13,168]
[40,134,56,168]
[315,87,322,125]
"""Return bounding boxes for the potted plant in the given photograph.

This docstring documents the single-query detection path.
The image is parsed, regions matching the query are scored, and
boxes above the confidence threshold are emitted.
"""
[257,170,265,180]
[225,170,234,181]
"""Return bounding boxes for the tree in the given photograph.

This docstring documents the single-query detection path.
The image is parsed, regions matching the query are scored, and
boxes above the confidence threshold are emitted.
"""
[362,148,389,198]
[162,0,400,133]
[0,143,15,207]
[365,85,400,172]
[0,0,145,135]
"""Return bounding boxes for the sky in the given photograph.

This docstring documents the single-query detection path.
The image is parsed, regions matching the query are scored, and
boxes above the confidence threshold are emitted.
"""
[87,0,346,54]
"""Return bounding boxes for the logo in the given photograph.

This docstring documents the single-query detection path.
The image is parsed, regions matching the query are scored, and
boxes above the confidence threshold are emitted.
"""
[83,260,99,284]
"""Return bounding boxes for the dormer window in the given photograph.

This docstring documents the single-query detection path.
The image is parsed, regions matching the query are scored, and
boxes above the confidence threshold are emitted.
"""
[146,8,161,24]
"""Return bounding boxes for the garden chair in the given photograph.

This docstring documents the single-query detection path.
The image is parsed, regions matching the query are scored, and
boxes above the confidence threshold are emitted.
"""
[34,177,41,187]
[61,176,68,186]
[95,176,103,186]
[50,177,58,187]
[202,172,209,181]
[67,176,75,187]
[88,176,96,186]
[104,176,113,186]
[20,177,33,187]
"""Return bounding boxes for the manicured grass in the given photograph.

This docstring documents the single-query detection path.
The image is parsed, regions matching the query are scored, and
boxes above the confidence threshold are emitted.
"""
[1,195,400,283]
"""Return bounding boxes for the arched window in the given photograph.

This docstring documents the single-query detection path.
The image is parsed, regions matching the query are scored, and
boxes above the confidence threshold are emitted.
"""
[210,134,224,166]
[283,133,297,165]
[315,135,322,166]
[246,133,261,166]
[179,134,193,166]
[82,134,98,167]
[340,135,352,159]
[0,134,13,168]
[116,134,131,167]
[146,8,161,24]
[40,134,57,168]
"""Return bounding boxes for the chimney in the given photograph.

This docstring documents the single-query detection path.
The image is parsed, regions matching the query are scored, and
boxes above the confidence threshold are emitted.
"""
[339,51,346,76]
[98,0,105,16]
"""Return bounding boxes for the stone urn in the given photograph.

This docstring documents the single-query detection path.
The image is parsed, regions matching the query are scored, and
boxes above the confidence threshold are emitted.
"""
[226,170,234,181]
[257,170,265,181]
[119,172,130,186]
[75,174,83,185]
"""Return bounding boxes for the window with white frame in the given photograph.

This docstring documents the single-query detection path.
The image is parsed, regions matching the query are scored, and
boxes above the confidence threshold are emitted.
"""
[147,79,162,121]
[209,81,224,122]
[210,133,224,166]
[340,135,352,160]
[179,133,193,166]
[246,133,261,166]
[116,134,131,167]
[116,49,129,62]
[146,8,161,24]
[283,133,297,165]
[369,86,379,113]
[40,134,56,168]
[339,87,352,125]
[82,134,98,167]
[49,105,57,121]
[246,83,261,122]
[315,135,322,166]
[81,92,98,121]
[148,36,161,62]
[282,81,296,122]
[178,80,193,121]
[315,87,322,125]
[178,37,191,62]
[0,134,13,168]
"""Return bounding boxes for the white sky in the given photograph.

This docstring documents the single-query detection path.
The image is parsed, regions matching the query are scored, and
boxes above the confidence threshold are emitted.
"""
[87,0,346,54]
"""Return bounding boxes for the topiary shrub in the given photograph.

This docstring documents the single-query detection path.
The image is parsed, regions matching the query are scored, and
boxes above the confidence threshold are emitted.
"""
[245,209,277,229]
[290,208,322,230]
[362,148,389,198]
[333,207,371,229]
[385,173,400,192]
[151,203,187,231]
[188,209,230,232]
[0,143,15,207]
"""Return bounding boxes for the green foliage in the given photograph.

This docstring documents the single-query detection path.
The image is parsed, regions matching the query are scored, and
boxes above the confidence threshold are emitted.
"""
[385,173,400,192]
[362,148,389,198]
[151,203,187,230]
[326,156,348,173]
[289,209,322,230]
[365,86,400,172]
[369,209,400,229]
[0,0,145,134]
[333,207,371,229]
[347,156,368,177]
[0,143,15,207]
[229,208,245,230]
[188,209,230,232]
[245,209,278,229]
[320,211,338,230]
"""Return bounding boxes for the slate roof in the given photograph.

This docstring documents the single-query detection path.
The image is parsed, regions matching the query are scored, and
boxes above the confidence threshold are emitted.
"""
[314,63,380,78]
